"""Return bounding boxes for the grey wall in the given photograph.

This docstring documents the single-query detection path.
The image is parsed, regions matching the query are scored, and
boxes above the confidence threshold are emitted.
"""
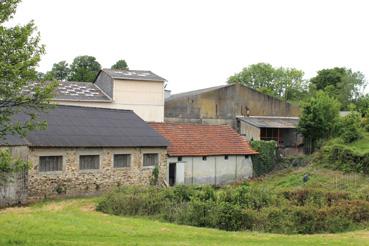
[167,155,253,185]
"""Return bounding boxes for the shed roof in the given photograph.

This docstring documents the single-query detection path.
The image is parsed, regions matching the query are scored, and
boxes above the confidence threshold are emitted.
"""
[101,69,166,82]
[149,123,257,157]
[237,116,299,129]
[1,105,169,148]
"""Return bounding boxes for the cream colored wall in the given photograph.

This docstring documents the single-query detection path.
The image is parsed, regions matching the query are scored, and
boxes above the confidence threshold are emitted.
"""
[54,79,165,122]
[239,121,261,141]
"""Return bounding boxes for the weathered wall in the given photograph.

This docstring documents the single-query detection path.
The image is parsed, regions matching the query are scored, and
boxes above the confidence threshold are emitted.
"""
[167,155,253,186]
[238,121,261,141]
[27,147,167,202]
[165,84,300,125]
[0,146,29,208]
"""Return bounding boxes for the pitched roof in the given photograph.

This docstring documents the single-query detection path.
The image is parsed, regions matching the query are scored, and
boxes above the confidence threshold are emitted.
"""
[149,123,257,157]
[102,69,166,82]
[23,81,111,102]
[166,85,229,101]
[237,116,299,128]
[1,105,169,148]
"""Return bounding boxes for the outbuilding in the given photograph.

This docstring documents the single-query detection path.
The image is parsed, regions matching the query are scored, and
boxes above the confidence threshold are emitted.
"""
[149,123,257,186]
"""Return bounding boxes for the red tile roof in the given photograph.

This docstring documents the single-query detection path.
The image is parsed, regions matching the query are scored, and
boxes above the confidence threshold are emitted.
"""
[149,123,258,157]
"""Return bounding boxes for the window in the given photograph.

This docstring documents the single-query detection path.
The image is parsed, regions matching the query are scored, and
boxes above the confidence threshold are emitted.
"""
[224,155,229,160]
[114,154,131,168]
[178,156,182,162]
[39,156,62,172]
[202,156,207,161]
[143,153,158,167]
[80,155,100,170]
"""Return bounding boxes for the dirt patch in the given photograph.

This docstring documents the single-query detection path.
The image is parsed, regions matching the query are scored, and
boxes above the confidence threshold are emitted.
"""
[80,203,96,212]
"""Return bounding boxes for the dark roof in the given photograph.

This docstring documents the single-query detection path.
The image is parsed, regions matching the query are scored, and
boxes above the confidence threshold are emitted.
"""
[237,116,299,128]
[149,123,257,157]
[102,69,166,82]
[23,81,111,102]
[1,105,169,148]
[166,85,229,101]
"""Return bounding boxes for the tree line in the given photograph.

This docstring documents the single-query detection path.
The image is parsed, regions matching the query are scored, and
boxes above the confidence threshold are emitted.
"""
[38,57,129,82]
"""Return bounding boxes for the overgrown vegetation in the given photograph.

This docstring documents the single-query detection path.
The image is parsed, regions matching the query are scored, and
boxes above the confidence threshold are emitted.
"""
[97,183,369,234]
[250,140,278,176]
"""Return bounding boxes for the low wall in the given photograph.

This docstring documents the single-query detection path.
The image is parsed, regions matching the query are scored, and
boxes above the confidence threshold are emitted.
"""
[0,171,28,208]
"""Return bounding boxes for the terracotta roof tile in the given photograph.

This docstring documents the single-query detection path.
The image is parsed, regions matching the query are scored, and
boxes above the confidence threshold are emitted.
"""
[149,123,257,157]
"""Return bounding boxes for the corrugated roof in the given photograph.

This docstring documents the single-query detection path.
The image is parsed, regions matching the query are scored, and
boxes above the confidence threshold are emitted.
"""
[238,116,299,128]
[1,106,169,148]
[149,123,257,157]
[102,69,166,82]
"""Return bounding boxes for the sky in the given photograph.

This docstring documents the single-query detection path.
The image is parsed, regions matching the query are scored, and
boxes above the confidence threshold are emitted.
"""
[8,0,369,94]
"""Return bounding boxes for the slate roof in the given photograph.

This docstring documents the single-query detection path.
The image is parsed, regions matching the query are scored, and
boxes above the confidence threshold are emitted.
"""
[102,69,166,82]
[22,81,111,102]
[237,116,299,129]
[0,105,169,148]
[149,123,257,157]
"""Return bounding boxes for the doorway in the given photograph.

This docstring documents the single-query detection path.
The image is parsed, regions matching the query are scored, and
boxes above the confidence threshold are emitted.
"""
[169,163,176,186]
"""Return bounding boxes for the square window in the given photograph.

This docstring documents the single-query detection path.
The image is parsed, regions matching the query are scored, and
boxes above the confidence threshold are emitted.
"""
[178,156,182,162]
[143,153,158,167]
[225,155,229,160]
[39,156,62,172]
[114,154,131,168]
[202,156,207,161]
[80,155,100,170]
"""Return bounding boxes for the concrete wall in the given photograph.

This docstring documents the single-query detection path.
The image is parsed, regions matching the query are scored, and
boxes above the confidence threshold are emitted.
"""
[27,147,167,202]
[0,146,29,208]
[165,84,300,126]
[238,121,261,141]
[167,155,253,186]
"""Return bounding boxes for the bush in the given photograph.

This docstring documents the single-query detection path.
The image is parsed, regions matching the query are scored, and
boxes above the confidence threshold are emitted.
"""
[251,140,278,176]
[339,112,362,143]
[97,185,369,234]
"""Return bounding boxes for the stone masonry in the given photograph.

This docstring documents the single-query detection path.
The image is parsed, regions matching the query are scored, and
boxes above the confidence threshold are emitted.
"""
[27,147,167,202]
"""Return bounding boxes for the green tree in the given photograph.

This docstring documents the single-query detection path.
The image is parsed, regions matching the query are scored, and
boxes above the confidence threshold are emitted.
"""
[310,67,366,110]
[111,59,128,70]
[68,55,101,82]
[338,112,362,143]
[50,61,70,80]
[298,91,340,152]
[228,63,307,101]
[0,0,56,177]
[354,95,369,117]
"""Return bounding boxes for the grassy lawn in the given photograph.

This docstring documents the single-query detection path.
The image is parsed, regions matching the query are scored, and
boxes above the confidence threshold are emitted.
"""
[1,197,369,245]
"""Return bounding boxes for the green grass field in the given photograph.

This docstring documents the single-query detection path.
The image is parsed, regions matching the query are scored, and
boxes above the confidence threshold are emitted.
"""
[1,196,369,245]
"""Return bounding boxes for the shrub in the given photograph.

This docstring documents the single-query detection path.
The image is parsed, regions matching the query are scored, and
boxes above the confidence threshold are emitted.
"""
[339,112,362,143]
[251,140,278,176]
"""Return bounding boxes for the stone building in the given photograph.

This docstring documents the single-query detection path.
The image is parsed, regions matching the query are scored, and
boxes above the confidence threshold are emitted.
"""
[165,84,300,128]
[149,122,257,186]
[23,69,167,122]
[0,105,168,203]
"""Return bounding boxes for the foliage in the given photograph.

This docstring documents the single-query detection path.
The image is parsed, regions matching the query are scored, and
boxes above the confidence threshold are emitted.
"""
[251,140,278,176]
[228,63,308,101]
[0,149,28,185]
[149,166,159,186]
[338,112,362,143]
[298,91,340,152]
[353,95,369,117]
[98,184,369,234]
[111,59,128,70]
[310,67,366,110]
[68,55,101,82]
[47,61,70,81]
[0,0,57,139]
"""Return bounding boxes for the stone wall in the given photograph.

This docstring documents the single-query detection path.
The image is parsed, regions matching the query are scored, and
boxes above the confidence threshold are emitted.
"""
[27,147,167,202]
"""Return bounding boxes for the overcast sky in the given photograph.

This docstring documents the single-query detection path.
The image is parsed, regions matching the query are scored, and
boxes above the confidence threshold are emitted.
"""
[9,0,369,94]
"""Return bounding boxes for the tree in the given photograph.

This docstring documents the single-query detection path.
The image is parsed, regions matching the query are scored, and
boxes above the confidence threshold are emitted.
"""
[111,59,128,70]
[68,55,101,82]
[0,0,56,177]
[298,91,340,153]
[50,61,70,81]
[310,67,366,110]
[228,63,307,101]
